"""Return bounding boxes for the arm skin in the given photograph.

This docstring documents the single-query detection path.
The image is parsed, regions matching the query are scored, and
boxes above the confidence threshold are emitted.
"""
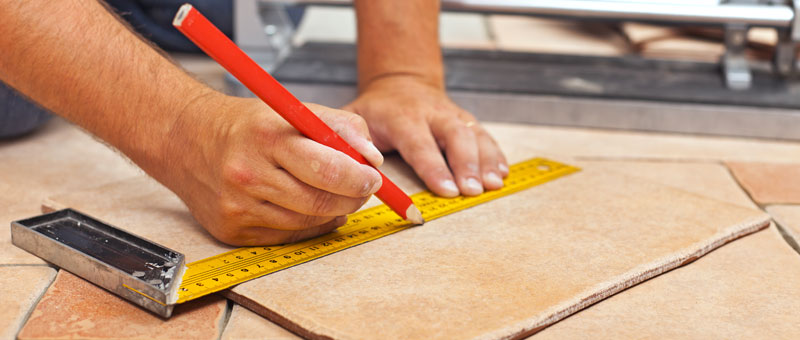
[0,0,385,246]
[348,0,509,198]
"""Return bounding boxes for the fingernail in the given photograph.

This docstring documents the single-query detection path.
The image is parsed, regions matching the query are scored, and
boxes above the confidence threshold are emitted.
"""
[440,180,459,197]
[464,177,483,196]
[498,163,509,175]
[368,141,380,155]
[484,172,503,188]
[367,141,384,166]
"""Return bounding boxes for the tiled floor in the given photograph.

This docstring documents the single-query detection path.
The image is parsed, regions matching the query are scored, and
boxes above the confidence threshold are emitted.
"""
[3,4,800,339]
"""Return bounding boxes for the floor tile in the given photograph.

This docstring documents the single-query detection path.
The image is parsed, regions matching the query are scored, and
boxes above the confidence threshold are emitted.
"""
[220,305,301,340]
[0,118,140,265]
[727,162,800,204]
[533,225,800,339]
[526,160,800,338]
[0,266,56,339]
[621,22,722,62]
[226,161,768,339]
[766,205,800,251]
[483,122,800,163]
[17,270,227,340]
[579,161,756,209]
[488,15,629,55]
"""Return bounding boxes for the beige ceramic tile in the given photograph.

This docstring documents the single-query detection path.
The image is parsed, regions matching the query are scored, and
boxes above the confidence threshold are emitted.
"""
[533,225,800,339]
[17,270,227,340]
[42,140,771,339]
[226,162,769,339]
[0,118,140,265]
[579,160,757,209]
[621,22,722,62]
[0,266,56,339]
[43,176,234,263]
[221,305,301,340]
[727,162,800,205]
[525,160,800,338]
[489,15,629,56]
[483,122,800,163]
[766,205,800,251]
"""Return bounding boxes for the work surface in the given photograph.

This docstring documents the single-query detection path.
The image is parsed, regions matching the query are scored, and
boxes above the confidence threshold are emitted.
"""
[3,117,800,339]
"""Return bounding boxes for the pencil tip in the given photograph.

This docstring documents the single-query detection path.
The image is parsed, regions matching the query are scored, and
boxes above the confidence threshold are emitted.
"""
[405,205,424,225]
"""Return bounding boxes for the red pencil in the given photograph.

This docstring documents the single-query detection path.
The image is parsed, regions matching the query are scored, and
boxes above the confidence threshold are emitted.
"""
[172,4,423,224]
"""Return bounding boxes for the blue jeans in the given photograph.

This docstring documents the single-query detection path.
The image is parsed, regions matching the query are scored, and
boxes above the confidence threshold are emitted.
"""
[0,81,51,138]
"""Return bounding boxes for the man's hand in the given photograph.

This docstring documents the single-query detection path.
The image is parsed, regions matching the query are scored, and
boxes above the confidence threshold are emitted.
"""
[344,76,508,197]
[162,95,384,246]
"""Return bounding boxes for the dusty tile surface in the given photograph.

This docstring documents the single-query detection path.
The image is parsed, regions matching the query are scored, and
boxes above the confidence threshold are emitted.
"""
[226,158,769,339]
[0,118,140,265]
[221,305,301,340]
[18,270,227,340]
[527,161,800,338]
[43,176,233,263]
[580,161,757,209]
[0,266,56,339]
[766,205,800,250]
[489,15,629,55]
[483,122,800,163]
[727,162,800,204]
[533,225,800,339]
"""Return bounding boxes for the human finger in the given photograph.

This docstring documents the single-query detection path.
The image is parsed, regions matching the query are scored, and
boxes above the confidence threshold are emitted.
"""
[226,216,346,246]
[432,118,483,196]
[229,165,370,216]
[391,119,460,197]
[272,135,383,198]
[474,126,506,190]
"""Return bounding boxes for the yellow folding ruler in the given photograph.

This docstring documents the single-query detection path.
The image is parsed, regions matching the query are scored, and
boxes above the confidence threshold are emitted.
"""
[175,157,580,303]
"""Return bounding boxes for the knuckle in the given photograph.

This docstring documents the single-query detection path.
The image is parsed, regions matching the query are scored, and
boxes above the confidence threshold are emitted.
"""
[309,190,337,216]
[318,157,343,186]
[221,160,255,187]
[347,114,369,131]
[219,198,247,220]
[299,213,324,229]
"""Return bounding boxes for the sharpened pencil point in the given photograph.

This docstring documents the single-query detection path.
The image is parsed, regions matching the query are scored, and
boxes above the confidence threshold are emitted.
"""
[405,205,424,225]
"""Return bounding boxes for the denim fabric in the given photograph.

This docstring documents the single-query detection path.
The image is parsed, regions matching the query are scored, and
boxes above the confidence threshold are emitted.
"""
[0,81,51,139]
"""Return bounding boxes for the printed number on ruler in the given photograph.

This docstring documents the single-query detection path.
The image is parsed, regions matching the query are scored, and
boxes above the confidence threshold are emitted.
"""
[176,157,580,303]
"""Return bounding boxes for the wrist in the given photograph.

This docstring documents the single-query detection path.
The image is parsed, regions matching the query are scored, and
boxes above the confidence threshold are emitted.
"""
[144,88,229,186]
[359,72,445,95]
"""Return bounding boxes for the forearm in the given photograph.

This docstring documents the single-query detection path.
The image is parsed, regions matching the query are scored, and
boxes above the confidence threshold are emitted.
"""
[0,0,216,176]
[353,0,444,91]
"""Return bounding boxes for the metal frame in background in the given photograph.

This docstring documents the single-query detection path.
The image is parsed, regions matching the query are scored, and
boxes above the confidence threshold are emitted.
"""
[229,0,800,140]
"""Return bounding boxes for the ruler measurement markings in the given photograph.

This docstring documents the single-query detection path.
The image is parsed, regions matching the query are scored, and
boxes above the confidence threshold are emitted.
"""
[176,158,580,303]
[181,221,405,285]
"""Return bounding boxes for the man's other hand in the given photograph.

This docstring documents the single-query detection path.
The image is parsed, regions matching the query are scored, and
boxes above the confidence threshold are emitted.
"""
[344,76,508,198]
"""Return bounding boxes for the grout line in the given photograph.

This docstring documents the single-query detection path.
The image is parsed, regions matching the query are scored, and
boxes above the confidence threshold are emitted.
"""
[773,221,800,255]
[0,263,55,268]
[720,162,765,210]
[215,296,235,340]
[14,267,58,339]
[721,163,800,256]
